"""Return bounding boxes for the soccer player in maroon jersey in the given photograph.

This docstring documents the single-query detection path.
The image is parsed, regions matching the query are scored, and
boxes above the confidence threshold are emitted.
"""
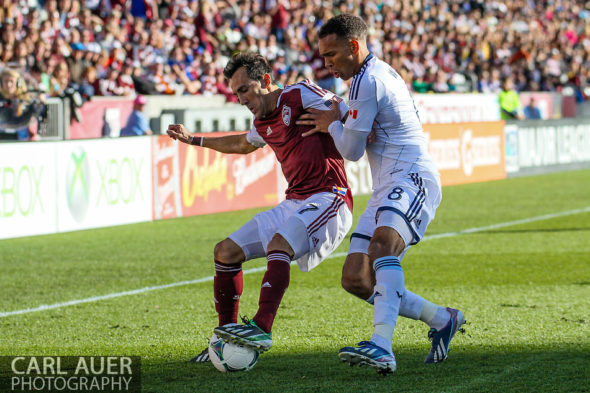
[167,52,353,364]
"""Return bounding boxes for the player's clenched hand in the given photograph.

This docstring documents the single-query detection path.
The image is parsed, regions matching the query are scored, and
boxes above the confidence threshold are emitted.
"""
[167,123,191,144]
[297,97,341,137]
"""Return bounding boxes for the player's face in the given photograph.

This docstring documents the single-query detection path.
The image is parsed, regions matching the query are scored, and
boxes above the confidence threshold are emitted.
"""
[229,67,268,118]
[319,33,356,81]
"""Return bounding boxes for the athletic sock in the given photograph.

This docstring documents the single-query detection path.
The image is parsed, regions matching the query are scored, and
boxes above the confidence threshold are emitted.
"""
[371,256,404,354]
[213,261,243,326]
[253,250,291,333]
[423,305,451,331]
[397,289,450,330]
[398,289,424,319]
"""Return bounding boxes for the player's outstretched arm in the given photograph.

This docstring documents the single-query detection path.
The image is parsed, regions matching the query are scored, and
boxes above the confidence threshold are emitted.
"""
[167,123,258,154]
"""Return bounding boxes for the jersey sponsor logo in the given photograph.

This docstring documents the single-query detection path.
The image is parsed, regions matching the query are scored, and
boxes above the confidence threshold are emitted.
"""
[299,202,319,214]
[266,126,272,135]
[282,105,291,126]
[349,109,358,119]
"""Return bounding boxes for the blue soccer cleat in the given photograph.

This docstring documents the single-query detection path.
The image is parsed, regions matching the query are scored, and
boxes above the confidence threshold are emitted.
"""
[425,307,466,363]
[338,341,396,375]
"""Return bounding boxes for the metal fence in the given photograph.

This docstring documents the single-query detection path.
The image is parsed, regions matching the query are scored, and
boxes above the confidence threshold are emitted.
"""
[42,97,64,140]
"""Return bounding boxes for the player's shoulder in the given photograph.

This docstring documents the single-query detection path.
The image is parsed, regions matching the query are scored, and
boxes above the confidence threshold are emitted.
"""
[281,79,336,110]
[370,58,405,87]
[350,56,404,101]
[349,55,379,101]
[284,79,330,98]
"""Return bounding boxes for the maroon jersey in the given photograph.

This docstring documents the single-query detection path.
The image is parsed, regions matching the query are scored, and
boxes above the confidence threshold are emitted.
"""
[246,80,353,210]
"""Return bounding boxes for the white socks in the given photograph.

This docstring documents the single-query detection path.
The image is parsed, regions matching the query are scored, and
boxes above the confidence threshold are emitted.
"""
[398,289,451,331]
[371,256,404,354]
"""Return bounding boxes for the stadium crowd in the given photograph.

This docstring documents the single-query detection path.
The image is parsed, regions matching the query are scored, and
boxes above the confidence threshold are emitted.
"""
[0,0,588,102]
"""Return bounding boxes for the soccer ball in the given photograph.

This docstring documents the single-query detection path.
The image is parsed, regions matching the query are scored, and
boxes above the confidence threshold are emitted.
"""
[208,333,259,372]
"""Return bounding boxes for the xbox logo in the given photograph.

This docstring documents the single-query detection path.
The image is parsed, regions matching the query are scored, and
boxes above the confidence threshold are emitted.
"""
[66,147,90,223]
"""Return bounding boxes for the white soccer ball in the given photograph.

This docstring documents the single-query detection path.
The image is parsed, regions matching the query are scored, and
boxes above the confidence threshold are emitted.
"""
[208,333,259,372]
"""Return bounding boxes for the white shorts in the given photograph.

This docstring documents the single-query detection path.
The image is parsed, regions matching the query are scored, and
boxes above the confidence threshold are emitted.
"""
[349,171,441,256]
[229,192,353,272]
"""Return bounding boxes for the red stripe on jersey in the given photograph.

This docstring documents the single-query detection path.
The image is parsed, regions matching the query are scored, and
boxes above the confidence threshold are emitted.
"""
[307,198,344,236]
[301,79,327,97]
[306,196,339,232]
[308,212,339,237]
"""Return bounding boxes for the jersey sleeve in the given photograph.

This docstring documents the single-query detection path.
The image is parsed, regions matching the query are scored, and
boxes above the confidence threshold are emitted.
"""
[344,76,378,133]
[298,79,348,119]
[245,125,266,148]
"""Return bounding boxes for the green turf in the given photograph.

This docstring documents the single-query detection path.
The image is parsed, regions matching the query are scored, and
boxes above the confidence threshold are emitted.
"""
[1,170,589,393]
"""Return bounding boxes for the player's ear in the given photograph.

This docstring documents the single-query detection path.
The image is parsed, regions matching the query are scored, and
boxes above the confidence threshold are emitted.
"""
[350,40,359,55]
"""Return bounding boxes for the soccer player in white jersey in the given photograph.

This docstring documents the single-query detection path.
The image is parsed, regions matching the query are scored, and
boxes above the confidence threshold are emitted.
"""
[298,14,465,374]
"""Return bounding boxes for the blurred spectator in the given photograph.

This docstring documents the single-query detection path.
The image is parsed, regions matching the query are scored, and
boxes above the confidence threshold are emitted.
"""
[150,62,180,95]
[0,68,39,141]
[118,64,136,96]
[120,94,152,136]
[77,65,97,100]
[1,0,588,104]
[67,43,87,84]
[98,67,122,96]
[215,73,238,103]
[523,97,542,120]
[49,62,70,97]
[432,70,456,93]
[200,62,218,95]
[499,76,524,120]
[412,75,432,94]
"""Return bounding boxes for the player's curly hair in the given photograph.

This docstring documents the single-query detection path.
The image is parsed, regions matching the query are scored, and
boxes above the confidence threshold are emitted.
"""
[223,52,273,83]
[319,14,368,40]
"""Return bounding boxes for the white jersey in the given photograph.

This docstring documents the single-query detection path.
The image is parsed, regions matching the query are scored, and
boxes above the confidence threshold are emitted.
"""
[344,54,439,193]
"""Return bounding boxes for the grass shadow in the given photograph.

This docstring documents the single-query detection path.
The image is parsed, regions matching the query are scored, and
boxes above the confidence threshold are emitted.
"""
[140,345,590,393]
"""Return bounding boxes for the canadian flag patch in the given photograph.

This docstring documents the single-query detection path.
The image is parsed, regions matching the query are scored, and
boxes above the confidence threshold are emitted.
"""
[349,109,358,119]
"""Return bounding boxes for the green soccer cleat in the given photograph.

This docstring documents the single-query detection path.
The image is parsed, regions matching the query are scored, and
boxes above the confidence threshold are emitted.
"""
[213,317,273,352]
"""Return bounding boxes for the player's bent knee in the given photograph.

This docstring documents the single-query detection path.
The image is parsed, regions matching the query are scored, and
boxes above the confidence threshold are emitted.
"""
[267,233,295,258]
[213,239,245,264]
[368,228,405,259]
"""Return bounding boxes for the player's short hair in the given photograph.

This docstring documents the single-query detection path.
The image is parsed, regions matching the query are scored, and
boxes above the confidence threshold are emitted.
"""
[319,14,368,40]
[223,52,273,83]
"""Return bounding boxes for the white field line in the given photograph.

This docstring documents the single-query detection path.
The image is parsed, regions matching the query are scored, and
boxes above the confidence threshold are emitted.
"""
[1,206,589,319]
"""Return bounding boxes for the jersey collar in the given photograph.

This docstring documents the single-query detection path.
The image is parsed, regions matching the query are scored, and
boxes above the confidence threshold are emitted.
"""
[361,53,374,67]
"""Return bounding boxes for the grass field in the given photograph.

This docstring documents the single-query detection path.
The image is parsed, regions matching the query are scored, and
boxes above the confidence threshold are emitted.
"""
[1,169,589,393]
